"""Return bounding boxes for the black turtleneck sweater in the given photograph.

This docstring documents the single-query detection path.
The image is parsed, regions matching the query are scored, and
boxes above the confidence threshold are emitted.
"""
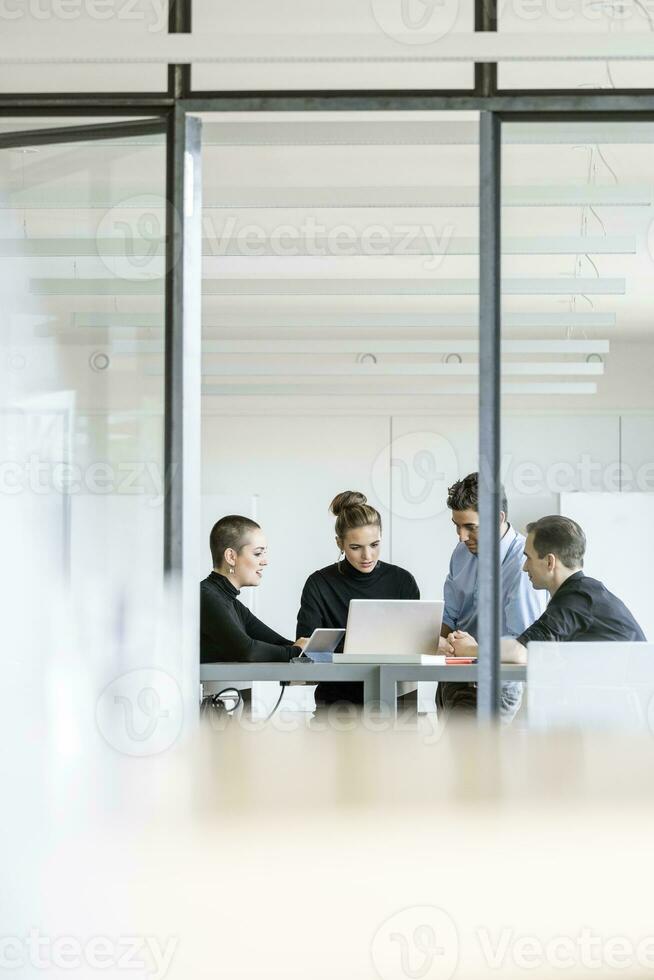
[297,558,420,702]
[200,571,299,663]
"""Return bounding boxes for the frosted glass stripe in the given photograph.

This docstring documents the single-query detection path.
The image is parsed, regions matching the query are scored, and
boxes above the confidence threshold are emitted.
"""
[2,34,654,64]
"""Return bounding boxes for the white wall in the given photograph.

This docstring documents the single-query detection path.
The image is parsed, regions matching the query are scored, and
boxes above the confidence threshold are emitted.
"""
[201,408,652,638]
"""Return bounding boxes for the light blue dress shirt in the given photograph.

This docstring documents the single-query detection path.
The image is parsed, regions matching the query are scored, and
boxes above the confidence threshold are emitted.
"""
[443,524,546,639]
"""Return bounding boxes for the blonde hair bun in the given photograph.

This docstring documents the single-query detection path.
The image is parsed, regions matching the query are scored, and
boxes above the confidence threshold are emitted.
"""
[330,491,382,545]
[330,490,368,517]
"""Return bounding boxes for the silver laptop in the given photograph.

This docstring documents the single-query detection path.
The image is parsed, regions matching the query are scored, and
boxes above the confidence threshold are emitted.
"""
[333,599,444,664]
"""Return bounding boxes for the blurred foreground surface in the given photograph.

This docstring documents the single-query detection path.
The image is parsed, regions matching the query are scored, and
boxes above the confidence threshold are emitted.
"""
[5,710,654,980]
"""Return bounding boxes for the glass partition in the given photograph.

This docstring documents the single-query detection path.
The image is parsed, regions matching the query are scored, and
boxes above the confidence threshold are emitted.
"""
[0,3,167,93]
[196,109,479,714]
[192,0,475,91]
[502,119,654,725]
[0,123,166,598]
[499,0,653,90]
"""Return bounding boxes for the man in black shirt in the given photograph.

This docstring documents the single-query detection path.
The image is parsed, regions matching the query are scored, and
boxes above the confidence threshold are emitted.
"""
[451,515,645,663]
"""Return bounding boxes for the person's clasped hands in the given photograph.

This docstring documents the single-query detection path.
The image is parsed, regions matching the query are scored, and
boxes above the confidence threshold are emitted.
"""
[449,630,479,657]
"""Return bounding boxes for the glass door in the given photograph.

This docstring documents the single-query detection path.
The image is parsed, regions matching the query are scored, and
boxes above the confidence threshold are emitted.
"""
[0,115,201,772]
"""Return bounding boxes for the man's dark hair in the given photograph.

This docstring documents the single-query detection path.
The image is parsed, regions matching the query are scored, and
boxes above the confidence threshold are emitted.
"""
[526,515,586,570]
[210,515,260,569]
[446,472,508,518]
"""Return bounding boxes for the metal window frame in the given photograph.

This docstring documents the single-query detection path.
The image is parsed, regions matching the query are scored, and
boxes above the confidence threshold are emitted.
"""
[164,106,202,580]
[477,110,502,722]
[4,0,654,718]
[0,116,165,148]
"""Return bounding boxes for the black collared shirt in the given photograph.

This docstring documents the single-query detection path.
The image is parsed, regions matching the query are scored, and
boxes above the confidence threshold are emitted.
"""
[518,571,646,647]
[200,571,298,663]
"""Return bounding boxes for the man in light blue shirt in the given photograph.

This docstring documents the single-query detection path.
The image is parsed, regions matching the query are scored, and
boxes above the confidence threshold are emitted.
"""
[437,473,546,720]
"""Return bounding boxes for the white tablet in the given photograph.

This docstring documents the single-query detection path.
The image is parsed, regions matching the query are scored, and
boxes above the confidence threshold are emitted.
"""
[300,628,346,661]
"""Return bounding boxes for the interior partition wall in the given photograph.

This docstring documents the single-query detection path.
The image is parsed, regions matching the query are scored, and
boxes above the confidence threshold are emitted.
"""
[3,5,654,717]
[0,111,202,725]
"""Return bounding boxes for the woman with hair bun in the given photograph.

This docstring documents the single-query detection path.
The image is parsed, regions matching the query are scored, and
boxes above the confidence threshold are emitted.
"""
[297,491,419,704]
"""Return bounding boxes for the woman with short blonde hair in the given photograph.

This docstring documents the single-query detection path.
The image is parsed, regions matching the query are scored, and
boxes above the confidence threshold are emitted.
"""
[201,515,308,663]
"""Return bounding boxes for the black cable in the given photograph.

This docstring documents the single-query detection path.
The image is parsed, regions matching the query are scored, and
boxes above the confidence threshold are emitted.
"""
[200,687,243,718]
[262,683,288,722]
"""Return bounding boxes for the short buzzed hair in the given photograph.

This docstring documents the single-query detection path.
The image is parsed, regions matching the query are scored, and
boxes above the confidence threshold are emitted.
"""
[447,472,508,518]
[526,515,586,570]
[210,515,260,568]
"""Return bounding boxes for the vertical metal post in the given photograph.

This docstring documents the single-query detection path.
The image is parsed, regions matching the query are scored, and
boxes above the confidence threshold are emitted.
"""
[168,0,192,99]
[164,105,202,715]
[475,0,498,98]
[477,111,502,722]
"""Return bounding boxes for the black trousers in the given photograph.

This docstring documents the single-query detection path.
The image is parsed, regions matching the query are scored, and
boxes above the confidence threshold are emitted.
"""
[436,681,523,721]
[314,681,363,706]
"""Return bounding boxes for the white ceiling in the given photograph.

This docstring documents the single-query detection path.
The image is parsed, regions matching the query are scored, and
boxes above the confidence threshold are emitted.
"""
[0,0,653,91]
[2,112,654,406]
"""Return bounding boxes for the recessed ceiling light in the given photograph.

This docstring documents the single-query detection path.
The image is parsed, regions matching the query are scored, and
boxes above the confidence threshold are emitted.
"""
[89,351,110,372]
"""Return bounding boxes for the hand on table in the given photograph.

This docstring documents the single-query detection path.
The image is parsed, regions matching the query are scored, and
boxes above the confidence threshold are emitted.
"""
[438,634,455,655]
[293,637,310,651]
[449,631,479,657]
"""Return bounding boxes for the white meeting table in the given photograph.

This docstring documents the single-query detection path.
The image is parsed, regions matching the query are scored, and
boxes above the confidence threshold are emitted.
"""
[200,661,527,718]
